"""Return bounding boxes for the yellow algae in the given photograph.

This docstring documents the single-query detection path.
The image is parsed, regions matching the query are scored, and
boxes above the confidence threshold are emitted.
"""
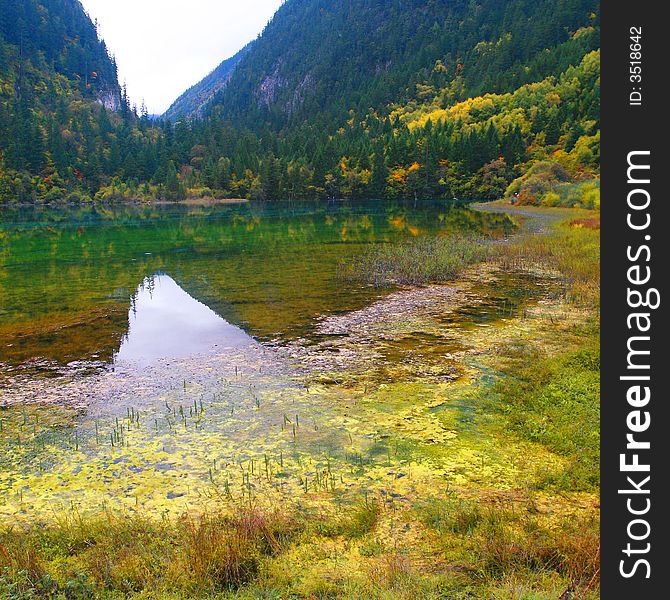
[1,256,591,526]
[0,206,599,598]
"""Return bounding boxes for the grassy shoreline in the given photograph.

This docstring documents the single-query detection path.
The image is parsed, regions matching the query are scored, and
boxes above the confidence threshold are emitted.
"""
[0,203,600,599]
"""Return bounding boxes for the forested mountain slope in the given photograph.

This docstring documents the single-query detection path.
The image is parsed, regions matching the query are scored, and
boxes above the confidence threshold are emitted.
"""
[198,0,599,132]
[163,43,252,122]
[0,0,119,103]
[0,0,130,201]
[1,0,600,205]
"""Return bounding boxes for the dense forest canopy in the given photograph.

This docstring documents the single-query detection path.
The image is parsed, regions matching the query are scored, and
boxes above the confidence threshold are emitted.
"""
[0,0,600,205]
[0,0,119,97]
[198,0,599,131]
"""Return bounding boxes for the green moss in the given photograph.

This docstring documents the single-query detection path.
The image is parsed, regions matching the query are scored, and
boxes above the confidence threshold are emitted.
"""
[0,205,600,598]
[492,345,600,492]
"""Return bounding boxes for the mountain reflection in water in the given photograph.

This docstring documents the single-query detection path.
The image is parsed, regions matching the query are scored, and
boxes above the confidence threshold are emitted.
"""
[114,274,253,366]
[0,201,517,369]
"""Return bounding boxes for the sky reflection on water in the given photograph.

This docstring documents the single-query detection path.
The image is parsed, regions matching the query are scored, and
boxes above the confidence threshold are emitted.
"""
[115,274,253,366]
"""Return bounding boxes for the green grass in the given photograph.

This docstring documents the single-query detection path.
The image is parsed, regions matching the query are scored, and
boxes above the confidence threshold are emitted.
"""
[0,508,297,598]
[415,209,601,596]
[492,341,600,492]
[0,207,601,599]
[1,499,599,599]
[490,213,600,491]
[338,234,490,287]
[312,499,381,539]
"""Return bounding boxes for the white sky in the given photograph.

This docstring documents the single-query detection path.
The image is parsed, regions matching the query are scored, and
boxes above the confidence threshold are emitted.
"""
[79,0,284,115]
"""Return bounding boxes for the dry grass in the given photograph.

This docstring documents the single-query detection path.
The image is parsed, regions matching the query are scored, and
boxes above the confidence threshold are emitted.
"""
[339,234,490,287]
[569,218,600,230]
[0,508,297,597]
[417,496,600,597]
[491,214,600,307]
[0,497,599,599]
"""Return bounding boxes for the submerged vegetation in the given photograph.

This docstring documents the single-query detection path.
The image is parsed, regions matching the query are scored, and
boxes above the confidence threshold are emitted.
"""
[2,0,600,597]
[0,202,512,366]
[0,205,601,598]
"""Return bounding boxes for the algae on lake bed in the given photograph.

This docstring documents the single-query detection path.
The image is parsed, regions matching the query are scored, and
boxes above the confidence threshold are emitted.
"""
[0,267,553,519]
[0,204,599,599]
[0,200,515,369]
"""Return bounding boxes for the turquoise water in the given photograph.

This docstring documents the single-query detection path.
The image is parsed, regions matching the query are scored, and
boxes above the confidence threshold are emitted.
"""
[0,200,515,369]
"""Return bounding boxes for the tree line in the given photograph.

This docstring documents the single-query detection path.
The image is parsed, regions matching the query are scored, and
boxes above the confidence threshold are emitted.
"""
[1,0,600,205]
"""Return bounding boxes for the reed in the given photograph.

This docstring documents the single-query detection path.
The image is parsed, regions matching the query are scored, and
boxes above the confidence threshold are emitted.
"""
[338,234,490,287]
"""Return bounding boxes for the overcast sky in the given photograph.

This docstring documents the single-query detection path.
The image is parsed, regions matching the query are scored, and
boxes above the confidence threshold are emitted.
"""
[79,0,283,115]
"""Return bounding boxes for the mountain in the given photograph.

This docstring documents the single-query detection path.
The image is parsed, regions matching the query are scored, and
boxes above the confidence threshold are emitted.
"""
[0,0,128,201]
[1,0,600,206]
[163,43,252,122]
[0,0,120,107]
[183,0,599,133]
[150,0,599,204]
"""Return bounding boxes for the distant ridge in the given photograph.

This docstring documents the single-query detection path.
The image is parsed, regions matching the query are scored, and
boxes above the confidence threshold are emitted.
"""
[163,43,253,121]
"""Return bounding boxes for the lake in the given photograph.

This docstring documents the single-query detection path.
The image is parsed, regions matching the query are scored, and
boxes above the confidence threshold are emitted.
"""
[1,199,551,523]
[0,200,514,371]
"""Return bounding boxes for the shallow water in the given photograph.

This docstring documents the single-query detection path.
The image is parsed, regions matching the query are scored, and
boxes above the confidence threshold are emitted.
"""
[2,201,561,524]
[0,265,558,523]
[116,274,253,366]
[0,200,515,369]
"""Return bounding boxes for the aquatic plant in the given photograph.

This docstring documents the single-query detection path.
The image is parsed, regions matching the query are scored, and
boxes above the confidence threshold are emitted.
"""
[0,204,601,599]
[338,234,491,287]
